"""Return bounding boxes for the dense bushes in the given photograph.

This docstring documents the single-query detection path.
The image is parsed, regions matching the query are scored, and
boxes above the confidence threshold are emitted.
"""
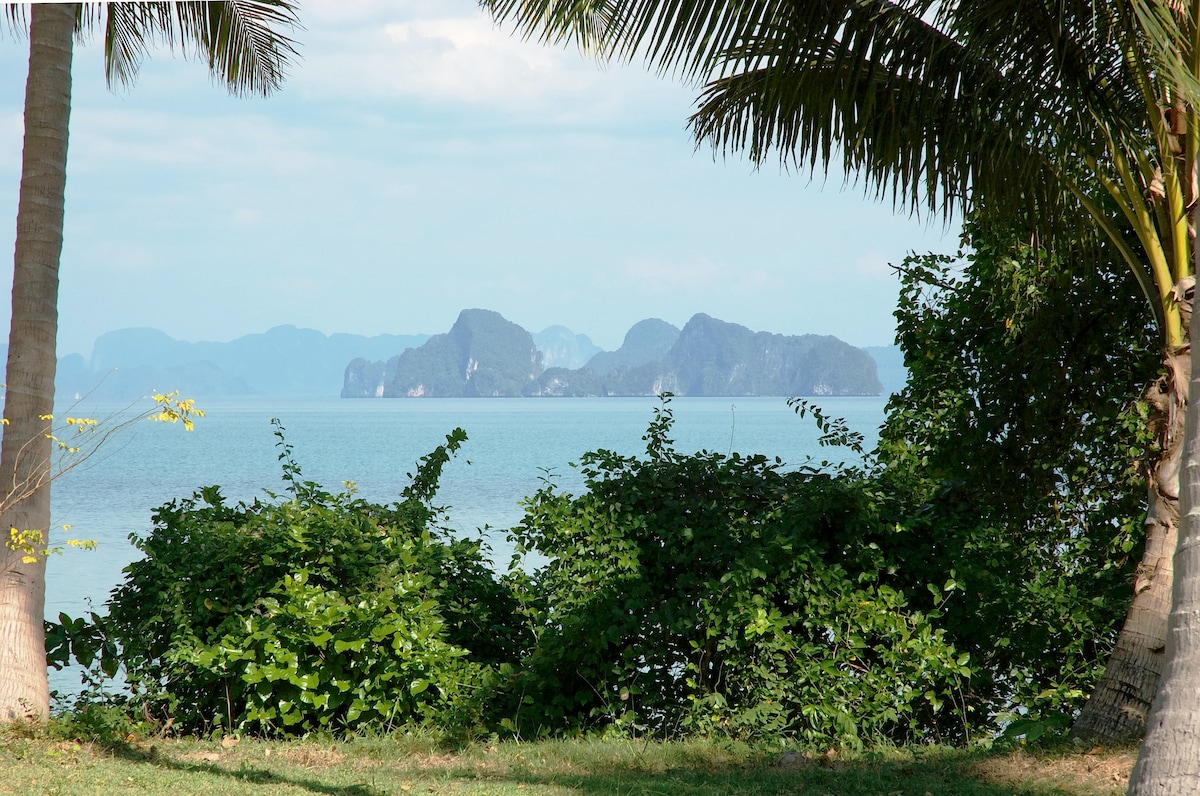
[876,213,1157,728]
[49,423,530,737]
[48,381,1145,745]
[502,400,971,745]
[54,405,978,746]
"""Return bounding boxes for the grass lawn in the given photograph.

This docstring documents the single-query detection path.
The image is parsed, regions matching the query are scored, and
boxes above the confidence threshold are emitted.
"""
[0,729,1136,796]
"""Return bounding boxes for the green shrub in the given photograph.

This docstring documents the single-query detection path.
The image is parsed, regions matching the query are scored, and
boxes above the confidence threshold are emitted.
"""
[877,212,1156,727]
[503,398,972,747]
[50,422,530,738]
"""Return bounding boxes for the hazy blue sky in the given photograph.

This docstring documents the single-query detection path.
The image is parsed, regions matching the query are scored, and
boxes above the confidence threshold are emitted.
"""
[1,0,957,357]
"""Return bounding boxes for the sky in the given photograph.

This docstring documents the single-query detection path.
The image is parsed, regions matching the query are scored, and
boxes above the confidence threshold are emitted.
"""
[0,0,958,358]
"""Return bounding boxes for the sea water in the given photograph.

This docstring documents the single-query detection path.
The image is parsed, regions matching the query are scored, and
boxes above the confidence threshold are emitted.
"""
[44,395,887,692]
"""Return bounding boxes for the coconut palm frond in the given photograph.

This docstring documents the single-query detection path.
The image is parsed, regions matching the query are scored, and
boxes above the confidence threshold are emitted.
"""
[179,0,302,97]
[1,3,27,37]
[487,0,624,56]
[102,3,157,88]
[487,0,1141,214]
[1126,0,1200,104]
[102,1,301,96]
[687,2,1111,218]
[487,0,1195,340]
[488,0,811,80]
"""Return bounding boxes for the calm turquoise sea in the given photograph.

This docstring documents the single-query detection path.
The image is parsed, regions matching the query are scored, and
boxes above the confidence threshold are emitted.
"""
[44,396,887,690]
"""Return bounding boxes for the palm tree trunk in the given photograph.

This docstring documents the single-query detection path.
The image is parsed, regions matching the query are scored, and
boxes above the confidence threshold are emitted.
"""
[0,4,75,722]
[1072,344,1189,742]
[1127,277,1200,792]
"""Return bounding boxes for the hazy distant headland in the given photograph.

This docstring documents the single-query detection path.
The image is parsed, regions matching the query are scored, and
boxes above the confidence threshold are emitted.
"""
[52,325,429,402]
[343,309,886,398]
[48,313,905,401]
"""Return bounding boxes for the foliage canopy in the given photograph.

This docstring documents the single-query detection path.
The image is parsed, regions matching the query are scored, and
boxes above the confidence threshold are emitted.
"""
[49,423,530,738]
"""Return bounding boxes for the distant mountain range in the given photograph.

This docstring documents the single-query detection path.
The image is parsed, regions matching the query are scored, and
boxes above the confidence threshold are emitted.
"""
[53,325,430,401]
[43,316,906,401]
[343,310,885,398]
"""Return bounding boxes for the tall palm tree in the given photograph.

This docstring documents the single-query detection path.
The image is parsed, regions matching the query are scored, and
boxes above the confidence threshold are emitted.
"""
[0,1,299,722]
[482,0,1200,787]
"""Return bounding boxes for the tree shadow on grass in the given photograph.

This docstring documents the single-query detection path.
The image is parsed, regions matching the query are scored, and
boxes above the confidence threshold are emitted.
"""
[501,750,1127,796]
[102,741,386,796]
[88,738,1129,796]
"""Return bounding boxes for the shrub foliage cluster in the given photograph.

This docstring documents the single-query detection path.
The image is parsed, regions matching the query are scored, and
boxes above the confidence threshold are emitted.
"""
[49,423,529,737]
[877,213,1157,730]
[502,401,970,745]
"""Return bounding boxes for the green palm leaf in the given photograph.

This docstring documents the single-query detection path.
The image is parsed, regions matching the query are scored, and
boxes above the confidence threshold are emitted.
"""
[3,2,300,96]
[486,0,1189,341]
[100,1,301,95]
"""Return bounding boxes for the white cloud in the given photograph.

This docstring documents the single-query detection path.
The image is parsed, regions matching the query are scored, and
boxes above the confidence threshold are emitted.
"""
[68,106,339,178]
[618,258,777,297]
[233,208,264,226]
[850,252,899,280]
[290,0,690,121]
[303,0,453,25]
[623,258,723,290]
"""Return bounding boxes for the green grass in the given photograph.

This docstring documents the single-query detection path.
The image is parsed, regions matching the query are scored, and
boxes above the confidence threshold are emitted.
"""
[0,727,1135,796]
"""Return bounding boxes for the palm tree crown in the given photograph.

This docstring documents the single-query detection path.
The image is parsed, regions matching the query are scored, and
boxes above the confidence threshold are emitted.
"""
[487,0,1194,343]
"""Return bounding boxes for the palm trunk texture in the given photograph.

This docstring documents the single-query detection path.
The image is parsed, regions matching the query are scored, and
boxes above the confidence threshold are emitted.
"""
[1072,339,1190,742]
[1126,267,1200,791]
[0,4,74,721]
[1128,280,1200,791]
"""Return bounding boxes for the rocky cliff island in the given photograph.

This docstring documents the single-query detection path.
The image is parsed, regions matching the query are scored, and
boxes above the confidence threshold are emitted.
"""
[342,310,882,398]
